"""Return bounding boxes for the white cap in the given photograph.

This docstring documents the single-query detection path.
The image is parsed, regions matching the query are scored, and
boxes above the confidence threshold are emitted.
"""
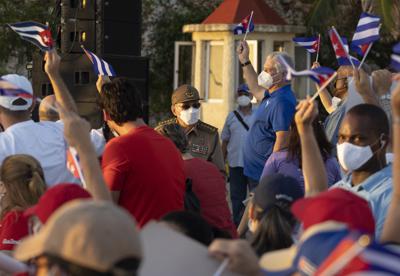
[0,74,33,111]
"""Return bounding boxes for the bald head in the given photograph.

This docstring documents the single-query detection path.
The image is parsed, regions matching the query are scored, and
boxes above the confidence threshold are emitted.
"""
[39,95,59,122]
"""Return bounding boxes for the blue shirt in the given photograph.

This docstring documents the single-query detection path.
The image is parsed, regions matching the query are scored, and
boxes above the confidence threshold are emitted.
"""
[243,85,296,181]
[332,165,393,239]
[221,108,255,167]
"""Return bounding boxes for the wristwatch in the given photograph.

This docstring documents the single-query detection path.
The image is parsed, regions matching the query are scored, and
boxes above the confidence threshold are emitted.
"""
[241,60,251,67]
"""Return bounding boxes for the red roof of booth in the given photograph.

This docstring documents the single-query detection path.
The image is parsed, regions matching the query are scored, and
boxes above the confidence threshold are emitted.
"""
[202,0,286,25]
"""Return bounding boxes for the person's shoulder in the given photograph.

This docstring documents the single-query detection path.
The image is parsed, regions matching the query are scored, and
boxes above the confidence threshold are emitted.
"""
[155,117,177,130]
[1,210,25,225]
[197,120,218,134]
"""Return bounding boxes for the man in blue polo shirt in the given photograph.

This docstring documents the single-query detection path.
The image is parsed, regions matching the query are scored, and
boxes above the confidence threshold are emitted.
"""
[237,41,296,188]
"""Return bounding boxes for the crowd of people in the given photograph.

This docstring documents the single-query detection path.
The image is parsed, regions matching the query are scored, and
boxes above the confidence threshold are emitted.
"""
[0,33,398,275]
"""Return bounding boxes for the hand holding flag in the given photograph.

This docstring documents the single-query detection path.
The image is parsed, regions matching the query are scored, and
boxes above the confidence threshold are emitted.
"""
[81,46,117,77]
[8,21,54,51]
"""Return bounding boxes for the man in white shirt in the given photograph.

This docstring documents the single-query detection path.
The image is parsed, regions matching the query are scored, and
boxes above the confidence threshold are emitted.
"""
[0,74,104,186]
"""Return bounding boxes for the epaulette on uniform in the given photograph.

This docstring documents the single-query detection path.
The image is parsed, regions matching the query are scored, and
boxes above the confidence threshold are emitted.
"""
[197,121,218,133]
[155,118,177,129]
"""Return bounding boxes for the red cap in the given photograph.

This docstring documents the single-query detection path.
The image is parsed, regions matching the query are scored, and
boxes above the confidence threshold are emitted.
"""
[25,183,91,223]
[291,188,375,235]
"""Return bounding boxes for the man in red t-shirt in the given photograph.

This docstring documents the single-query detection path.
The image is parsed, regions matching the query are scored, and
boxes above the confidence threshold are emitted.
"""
[156,123,237,237]
[98,78,185,227]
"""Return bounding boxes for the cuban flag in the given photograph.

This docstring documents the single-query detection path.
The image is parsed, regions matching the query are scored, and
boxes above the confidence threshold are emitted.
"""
[391,43,400,72]
[66,147,86,187]
[0,78,33,99]
[329,28,360,66]
[278,56,335,86]
[233,13,254,35]
[81,46,116,77]
[8,21,53,51]
[316,233,400,275]
[292,36,320,54]
[351,12,380,57]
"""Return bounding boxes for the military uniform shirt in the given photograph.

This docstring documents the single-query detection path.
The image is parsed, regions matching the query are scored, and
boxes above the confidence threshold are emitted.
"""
[155,118,225,173]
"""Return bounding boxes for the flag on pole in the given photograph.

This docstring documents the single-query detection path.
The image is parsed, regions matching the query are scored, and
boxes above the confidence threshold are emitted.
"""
[233,13,254,35]
[8,21,54,51]
[278,56,335,86]
[66,147,86,187]
[316,233,400,275]
[351,12,381,57]
[0,78,33,99]
[292,36,320,54]
[81,46,117,76]
[328,28,360,67]
[391,43,400,72]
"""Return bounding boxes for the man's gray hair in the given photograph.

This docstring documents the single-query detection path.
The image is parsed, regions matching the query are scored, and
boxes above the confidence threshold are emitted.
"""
[267,52,294,74]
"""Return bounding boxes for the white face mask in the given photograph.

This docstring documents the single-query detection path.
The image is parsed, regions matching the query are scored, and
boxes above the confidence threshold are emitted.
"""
[237,95,251,106]
[336,142,374,172]
[258,71,274,89]
[179,107,200,125]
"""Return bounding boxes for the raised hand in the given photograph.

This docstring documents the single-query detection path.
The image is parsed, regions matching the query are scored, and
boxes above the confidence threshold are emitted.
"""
[295,99,318,134]
[44,50,61,77]
[372,69,392,97]
[311,62,320,69]
[237,40,250,64]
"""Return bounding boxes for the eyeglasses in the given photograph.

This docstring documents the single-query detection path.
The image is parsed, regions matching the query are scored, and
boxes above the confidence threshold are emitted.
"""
[180,102,201,110]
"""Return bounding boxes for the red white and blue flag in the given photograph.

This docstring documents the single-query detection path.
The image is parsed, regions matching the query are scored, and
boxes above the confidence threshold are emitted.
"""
[278,56,335,86]
[391,43,400,72]
[0,78,33,99]
[233,13,254,35]
[8,21,54,52]
[292,36,320,54]
[82,46,116,77]
[66,147,86,187]
[316,233,400,275]
[329,28,360,66]
[351,12,381,57]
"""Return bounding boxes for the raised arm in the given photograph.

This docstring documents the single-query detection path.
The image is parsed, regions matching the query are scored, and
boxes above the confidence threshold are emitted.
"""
[44,50,78,113]
[312,62,335,114]
[381,76,400,243]
[295,100,329,196]
[58,103,112,201]
[354,68,380,107]
[237,41,265,102]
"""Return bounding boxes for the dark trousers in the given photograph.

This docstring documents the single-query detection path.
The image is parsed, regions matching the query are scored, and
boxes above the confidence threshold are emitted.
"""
[229,166,248,226]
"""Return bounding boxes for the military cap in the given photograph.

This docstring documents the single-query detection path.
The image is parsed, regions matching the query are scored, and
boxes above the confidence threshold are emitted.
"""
[172,85,202,105]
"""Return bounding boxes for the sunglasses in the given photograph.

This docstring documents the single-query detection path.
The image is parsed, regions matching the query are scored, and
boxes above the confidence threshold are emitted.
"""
[180,102,201,110]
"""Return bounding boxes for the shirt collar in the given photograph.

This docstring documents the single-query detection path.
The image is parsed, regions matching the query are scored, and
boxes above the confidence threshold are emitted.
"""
[268,84,291,98]
[343,164,392,192]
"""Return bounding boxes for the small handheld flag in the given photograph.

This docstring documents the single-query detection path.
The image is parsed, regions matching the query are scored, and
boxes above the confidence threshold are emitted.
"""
[0,78,33,99]
[351,12,380,57]
[81,46,116,77]
[391,43,400,72]
[234,12,254,36]
[66,147,86,187]
[8,21,54,51]
[293,36,320,54]
[329,28,360,68]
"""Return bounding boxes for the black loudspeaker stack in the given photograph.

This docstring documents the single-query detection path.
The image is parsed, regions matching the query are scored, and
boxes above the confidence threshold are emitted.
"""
[32,0,149,126]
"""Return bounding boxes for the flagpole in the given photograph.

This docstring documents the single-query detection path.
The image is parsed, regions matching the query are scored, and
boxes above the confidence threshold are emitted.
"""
[332,26,355,69]
[357,42,373,70]
[310,72,338,101]
[243,11,254,42]
[315,33,321,63]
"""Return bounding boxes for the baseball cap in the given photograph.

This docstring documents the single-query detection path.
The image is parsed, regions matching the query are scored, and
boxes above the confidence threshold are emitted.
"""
[291,188,375,235]
[0,74,33,111]
[260,222,352,275]
[24,183,92,224]
[237,83,250,95]
[171,84,202,105]
[14,200,142,273]
[253,174,304,211]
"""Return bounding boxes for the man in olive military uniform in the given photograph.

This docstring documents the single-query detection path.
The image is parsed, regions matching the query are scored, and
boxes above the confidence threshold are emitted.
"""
[156,85,225,174]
